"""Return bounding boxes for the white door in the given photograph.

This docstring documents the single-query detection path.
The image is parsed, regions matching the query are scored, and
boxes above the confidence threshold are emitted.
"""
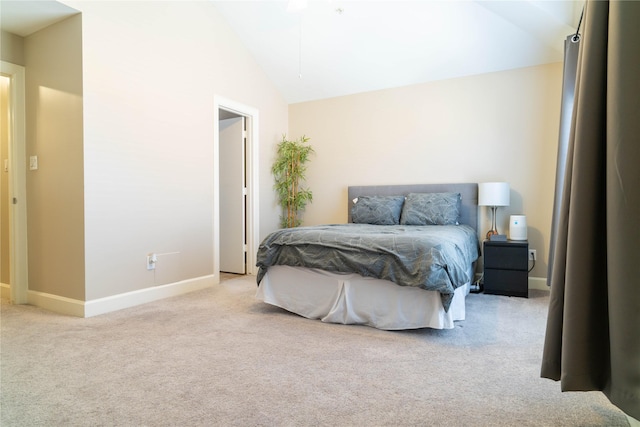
[219,117,246,274]
[1,75,10,295]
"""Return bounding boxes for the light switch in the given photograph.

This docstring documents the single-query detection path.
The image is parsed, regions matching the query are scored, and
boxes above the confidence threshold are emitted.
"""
[30,155,38,170]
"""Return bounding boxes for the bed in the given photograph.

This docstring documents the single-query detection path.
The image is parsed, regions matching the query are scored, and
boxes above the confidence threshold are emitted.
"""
[255,183,480,330]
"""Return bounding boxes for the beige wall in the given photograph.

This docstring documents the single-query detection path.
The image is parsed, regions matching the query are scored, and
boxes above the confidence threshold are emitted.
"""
[289,63,563,279]
[3,1,558,304]
[0,30,25,66]
[61,1,288,300]
[24,14,85,299]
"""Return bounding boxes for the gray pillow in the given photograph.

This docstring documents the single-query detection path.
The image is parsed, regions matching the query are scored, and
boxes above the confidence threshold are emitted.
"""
[351,195,405,225]
[400,192,461,225]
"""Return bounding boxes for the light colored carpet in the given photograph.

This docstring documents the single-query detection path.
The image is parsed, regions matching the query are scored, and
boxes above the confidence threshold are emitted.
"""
[0,275,629,426]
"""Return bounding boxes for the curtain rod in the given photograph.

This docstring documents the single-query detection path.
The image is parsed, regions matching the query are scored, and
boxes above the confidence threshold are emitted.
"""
[572,4,585,42]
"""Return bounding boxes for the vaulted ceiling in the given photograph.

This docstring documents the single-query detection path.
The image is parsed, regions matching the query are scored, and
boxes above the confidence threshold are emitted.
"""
[0,0,78,36]
[1,0,583,104]
[214,0,583,103]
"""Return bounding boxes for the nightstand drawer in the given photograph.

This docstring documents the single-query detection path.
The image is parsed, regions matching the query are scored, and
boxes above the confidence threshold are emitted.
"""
[484,269,528,297]
[483,244,528,270]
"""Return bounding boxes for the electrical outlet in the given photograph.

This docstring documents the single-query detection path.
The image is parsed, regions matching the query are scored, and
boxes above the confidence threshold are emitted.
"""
[529,249,537,261]
[146,253,157,270]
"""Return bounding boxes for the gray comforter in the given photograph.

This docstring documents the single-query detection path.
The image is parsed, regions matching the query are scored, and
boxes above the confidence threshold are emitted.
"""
[256,223,480,311]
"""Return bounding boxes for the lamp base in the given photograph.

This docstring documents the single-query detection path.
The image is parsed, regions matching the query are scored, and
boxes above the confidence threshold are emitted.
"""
[486,206,500,240]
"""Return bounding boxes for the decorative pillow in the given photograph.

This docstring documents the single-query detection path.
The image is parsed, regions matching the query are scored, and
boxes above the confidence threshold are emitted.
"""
[400,192,461,225]
[351,195,405,225]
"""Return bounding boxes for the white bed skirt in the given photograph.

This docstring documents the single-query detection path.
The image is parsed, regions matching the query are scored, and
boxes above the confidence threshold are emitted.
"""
[256,265,469,330]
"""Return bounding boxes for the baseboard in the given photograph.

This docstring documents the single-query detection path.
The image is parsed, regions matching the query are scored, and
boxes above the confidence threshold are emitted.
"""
[7,275,546,316]
[22,275,215,318]
[84,275,215,318]
[1,282,10,300]
[474,274,548,291]
[27,289,86,317]
[528,276,549,291]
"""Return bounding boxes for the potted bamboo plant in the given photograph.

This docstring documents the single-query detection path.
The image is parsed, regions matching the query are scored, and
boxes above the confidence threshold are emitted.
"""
[272,135,314,228]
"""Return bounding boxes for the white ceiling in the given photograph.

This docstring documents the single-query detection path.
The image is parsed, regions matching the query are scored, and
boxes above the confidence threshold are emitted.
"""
[1,0,583,104]
[0,0,79,37]
[214,0,582,103]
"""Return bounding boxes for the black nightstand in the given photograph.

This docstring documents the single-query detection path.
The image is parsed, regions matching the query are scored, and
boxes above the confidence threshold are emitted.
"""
[483,240,529,297]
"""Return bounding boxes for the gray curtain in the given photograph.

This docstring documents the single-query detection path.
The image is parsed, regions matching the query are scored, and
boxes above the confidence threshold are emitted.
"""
[541,0,640,421]
[547,34,580,285]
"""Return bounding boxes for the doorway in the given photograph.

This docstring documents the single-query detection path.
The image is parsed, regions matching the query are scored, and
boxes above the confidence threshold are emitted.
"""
[1,61,28,304]
[213,97,259,280]
[219,114,246,274]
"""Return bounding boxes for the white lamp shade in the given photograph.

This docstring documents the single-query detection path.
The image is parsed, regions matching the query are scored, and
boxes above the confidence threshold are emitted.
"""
[478,182,510,206]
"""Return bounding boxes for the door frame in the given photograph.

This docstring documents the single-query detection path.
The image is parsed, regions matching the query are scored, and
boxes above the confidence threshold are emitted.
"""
[213,96,259,278]
[1,61,28,304]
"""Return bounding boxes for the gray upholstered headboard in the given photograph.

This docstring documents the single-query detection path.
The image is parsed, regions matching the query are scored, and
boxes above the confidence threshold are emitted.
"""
[347,183,479,232]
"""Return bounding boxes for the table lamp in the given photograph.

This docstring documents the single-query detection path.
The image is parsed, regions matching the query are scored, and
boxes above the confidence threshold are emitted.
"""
[479,182,510,240]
